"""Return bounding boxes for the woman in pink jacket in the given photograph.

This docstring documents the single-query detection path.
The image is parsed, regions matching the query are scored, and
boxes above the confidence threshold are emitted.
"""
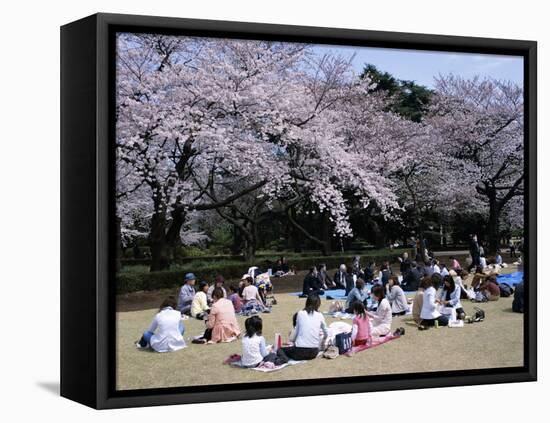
[206,287,241,343]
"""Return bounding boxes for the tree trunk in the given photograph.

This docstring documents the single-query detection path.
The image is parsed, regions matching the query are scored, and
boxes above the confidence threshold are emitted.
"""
[487,192,500,255]
[115,216,122,272]
[370,220,386,249]
[231,224,242,255]
[149,210,171,272]
[321,212,333,255]
[290,207,303,253]
[243,240,256,262]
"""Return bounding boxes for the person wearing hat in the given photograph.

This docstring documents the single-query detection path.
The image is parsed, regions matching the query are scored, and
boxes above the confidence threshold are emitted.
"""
[177,273,197,315]
[207,275,227,302]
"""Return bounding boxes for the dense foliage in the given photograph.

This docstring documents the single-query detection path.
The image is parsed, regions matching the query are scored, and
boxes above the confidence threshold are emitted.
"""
[115,34,524,272]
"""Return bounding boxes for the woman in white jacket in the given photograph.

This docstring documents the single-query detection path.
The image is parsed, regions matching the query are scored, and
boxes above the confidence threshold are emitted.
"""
[419,277,449,329]
[438,275,465,320]
[136,296,187,352]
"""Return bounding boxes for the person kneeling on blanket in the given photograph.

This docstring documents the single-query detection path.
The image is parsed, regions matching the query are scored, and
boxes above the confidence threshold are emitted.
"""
[418,277,449,330]
[240,316,287,367]
[278,294,328,361]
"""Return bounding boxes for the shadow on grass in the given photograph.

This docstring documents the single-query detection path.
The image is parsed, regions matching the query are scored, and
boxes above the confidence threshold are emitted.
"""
[36,381,60,396]
[502,307,523,314]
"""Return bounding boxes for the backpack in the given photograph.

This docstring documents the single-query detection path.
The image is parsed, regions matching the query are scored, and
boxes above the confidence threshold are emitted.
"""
[498,283,513,298]
[467,307,485,323]
[334,332,352,355]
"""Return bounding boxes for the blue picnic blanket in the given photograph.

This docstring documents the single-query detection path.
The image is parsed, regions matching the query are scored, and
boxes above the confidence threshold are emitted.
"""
[289,282,417,300]
[289,289,348,300]
[497,271,524,286]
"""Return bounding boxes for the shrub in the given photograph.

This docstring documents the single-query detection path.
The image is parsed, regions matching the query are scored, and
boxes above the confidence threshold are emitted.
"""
[116,250,412,294]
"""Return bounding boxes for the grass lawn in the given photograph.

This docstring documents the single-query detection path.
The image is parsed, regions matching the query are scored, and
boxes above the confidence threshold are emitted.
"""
[116,280,524,390]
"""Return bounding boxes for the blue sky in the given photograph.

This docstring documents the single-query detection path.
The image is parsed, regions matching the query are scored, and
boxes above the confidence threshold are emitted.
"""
[312,45,523,88]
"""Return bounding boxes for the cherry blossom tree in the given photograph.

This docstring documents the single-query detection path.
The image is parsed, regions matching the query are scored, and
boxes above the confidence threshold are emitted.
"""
[429,75,524,253]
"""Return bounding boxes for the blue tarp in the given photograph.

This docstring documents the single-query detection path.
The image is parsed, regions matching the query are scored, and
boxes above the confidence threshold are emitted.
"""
[289,289,348,300]
[497,271,524,286]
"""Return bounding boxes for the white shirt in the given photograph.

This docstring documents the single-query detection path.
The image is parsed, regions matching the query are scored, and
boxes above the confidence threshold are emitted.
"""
[420,286,441,320]
[148,307,187,352]
[242,284,259,301]
[241,335,268,367]
[292,310,328,349]
[372,298,392,327]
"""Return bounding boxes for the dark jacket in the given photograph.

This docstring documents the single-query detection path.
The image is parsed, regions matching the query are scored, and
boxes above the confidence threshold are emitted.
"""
[512,282,524,313]
[363,266,374,282]
[318,269,332,286]
[302,273,322,295]
[333,271,354,294]
[401,267,421,291]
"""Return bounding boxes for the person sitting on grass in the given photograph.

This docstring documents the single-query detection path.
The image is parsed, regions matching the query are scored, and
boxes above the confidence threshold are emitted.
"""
[437,275,465,320]
[241,275,264,306]
[207,275,227,301]
[495,251,503,266]
[278,294,328,361]
[302,266,324,297]
[177,273,197,315]
[346,278,368,312]
[471,265,489,291]
[401,261,422,291]
[418,277,449,330]
[449,256,461,271]
[190,281,210,320]
[481,275,501,301]
[512,279,524,313]
[411,277,429,325]
[363,261,375,283]
[205,287,241,344]
[386,275,409,316]
[378,262,392,287]
[318,263,334,289]
[367,285,393,337]
[351,302,372,346]
[240,316,287,368]
[228,284,243,313]
[333,264,351,291]
[136,296,186,352]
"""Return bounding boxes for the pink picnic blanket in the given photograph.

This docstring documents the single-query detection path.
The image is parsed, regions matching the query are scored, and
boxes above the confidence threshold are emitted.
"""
[344,333,399,356]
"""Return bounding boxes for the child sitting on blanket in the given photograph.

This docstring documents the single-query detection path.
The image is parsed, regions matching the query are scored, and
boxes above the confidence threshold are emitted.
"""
[190,281,210,320]
[351,302,372,346]
[228,284,243,313]
[241,316,287,367]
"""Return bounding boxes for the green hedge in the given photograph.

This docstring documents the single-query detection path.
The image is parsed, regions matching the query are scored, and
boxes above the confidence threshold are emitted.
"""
[116,251,411,294]
[120,248,408,267]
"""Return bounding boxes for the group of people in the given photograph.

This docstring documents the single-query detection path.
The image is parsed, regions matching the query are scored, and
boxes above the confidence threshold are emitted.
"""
[137,271,276,351]
[136,248,523,359]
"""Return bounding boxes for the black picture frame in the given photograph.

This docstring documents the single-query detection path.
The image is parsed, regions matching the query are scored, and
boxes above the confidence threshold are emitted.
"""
[60,12,537,409]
